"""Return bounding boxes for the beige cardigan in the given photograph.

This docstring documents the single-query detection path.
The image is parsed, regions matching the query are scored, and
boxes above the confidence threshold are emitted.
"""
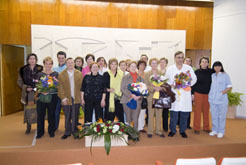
[58,69,83,105]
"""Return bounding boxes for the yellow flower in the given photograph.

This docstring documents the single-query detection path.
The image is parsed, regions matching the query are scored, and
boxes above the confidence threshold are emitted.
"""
[97,118,103,123]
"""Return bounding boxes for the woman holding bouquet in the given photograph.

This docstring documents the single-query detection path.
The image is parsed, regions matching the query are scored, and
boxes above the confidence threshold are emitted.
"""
[36,57,58,139]
[103,58,124,122]
[121,61,144,136]
[81,62,106,123]
[145,58,165,138]
[17,53,43,134]
[209,61,232,138]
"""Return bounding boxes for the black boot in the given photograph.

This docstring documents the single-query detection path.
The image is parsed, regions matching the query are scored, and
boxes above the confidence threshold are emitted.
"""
[25,123,31,134]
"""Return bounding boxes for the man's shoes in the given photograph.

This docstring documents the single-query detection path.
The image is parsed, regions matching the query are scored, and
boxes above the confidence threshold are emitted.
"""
[194,130,200,134]
[140,129,147,133]
[187,126,192,129]
[180,132,188,138]
[133,137,140,141]
[61,134,71,140]
[168,132,175,137]
[147,134,152,138]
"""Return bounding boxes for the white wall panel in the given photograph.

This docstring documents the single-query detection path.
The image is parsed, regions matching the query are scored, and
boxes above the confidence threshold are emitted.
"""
[31,25,186,67]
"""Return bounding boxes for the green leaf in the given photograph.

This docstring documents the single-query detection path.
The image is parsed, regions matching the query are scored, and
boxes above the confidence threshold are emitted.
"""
[104,133,111,155]
[228,92,243,106]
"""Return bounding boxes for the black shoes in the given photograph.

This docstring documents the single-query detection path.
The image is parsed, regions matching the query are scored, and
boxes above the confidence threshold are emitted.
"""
[36,134,44,139]
[194,130,200,134]
[156,134,165,138]
[180,132,188,138]
[49,132,55,138]
[168,132,175,137]
[61,134,71,139]
[187,126,192,129]
[147,134,152,138]
[25,124,31,134]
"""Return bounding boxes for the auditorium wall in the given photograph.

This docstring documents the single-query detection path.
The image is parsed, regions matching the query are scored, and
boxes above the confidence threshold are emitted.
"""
[0,0,213,50]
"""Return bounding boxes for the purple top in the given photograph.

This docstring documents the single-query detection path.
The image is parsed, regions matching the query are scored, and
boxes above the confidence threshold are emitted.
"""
[82,66,90,77]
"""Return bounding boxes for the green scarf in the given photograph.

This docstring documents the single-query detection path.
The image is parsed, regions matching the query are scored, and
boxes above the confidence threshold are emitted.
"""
[108,70,123,112]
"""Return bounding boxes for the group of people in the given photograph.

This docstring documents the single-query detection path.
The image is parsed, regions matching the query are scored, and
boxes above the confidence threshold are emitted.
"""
[17,50,232,140]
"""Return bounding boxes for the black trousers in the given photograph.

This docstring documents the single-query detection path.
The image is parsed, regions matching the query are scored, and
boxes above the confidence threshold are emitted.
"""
[145,107,148,125]
[36,94,58,136]
[105,99,124,123]
[84,98,103,123]
[162,108,169,131]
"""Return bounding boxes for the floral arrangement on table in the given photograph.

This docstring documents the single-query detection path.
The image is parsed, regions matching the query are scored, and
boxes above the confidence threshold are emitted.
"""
[36,75,59,103]
[127,82,149,109]
[173,71,192,99]
[77,119,139,155]
[150,75,168,99]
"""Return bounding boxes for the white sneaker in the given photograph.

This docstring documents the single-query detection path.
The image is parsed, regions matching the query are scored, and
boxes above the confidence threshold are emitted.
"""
[209,131,217,136]
[217,133,224,138]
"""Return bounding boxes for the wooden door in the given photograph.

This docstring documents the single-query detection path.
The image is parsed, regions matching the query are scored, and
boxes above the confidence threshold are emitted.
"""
[1,45,24,116]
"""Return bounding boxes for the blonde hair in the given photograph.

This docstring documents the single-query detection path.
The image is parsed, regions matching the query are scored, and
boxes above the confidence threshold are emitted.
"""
[43,56,53,65]
[129,61,137,67]
[149,58,159,66]
[108,58,118,69]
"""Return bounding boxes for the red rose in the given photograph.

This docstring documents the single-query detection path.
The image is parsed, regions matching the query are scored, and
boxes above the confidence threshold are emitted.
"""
[109,129,112,133]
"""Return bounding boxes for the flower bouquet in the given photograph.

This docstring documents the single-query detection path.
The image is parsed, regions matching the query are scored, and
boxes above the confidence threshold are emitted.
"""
[173,71,192,99]
[150,75,168,99]
[127,82,148,109]
[36,75,58,103]
[77,119,139,155]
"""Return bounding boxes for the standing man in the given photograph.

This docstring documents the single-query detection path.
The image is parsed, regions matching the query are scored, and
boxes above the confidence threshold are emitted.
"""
[58,58,83,139]
[166,51,197,138]
[53,51,67,131]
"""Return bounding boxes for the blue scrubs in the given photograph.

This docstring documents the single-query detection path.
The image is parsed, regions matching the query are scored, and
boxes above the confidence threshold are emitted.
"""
[209,72,232,134]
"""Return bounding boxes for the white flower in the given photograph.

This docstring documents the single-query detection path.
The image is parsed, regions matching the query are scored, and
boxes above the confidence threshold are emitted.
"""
[103,128,107,134]
[93,127,97,132]
[112,125,120,133]
[118,131,122,135]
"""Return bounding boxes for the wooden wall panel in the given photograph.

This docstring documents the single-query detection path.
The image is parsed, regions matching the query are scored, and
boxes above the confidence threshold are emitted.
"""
[0,0,213,49]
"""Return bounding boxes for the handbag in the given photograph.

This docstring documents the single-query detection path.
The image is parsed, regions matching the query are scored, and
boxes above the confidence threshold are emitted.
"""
[153,83,176,109]
[141,97,148,109]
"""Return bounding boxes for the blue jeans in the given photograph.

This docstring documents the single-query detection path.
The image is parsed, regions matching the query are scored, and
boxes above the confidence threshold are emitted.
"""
[55,98,62,130]
[169,111,189,133]
[210,103,228,134]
